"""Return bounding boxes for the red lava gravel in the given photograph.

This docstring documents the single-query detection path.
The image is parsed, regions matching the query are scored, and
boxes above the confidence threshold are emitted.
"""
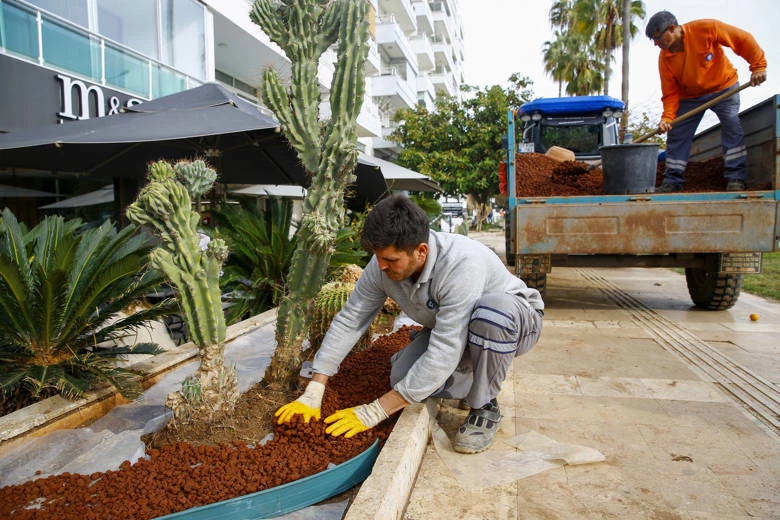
[514,153,767,196]
[0,326,419,520]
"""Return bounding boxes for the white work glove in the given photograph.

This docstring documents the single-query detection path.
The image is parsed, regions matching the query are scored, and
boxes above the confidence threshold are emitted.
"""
[275,380,325,424]
[324,398,389,438]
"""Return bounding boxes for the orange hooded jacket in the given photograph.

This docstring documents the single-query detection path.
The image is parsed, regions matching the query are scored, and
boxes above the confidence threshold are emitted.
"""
[658,19,766,121]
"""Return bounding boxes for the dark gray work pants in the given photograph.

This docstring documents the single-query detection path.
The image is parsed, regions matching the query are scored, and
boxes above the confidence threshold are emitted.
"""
[389,293,543,409]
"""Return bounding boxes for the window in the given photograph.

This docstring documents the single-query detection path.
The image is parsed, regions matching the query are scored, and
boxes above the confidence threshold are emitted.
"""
[97,0,158,60]
[160,0,205,80]
[540,123,601,155]
[27,0,88,28]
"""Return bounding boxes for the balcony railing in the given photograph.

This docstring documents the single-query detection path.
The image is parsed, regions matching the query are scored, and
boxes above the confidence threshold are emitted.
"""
[0,0,201,99]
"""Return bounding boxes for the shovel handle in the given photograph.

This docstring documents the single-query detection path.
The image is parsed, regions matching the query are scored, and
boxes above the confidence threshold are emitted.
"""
[633,82,752,143]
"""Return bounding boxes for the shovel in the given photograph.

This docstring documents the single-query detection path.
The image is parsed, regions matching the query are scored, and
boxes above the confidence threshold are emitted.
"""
[586,82,753,171]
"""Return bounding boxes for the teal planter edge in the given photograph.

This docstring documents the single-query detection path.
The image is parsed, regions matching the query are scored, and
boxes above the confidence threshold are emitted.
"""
[154,439,380,520]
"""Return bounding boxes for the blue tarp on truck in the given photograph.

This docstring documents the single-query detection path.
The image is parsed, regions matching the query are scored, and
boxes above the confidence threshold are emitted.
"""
[519,96,625,117]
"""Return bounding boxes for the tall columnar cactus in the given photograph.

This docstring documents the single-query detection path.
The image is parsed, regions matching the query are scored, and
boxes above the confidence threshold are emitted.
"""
[126,159,239,422]
[250,0,371,388]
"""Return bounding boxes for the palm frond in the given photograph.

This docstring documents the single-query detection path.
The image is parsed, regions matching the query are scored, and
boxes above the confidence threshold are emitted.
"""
[0,208,33,287]
[0,257,35,339]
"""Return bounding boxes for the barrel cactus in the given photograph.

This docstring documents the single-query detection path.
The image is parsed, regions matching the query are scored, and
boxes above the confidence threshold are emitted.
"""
[126,159,239,423]
[250,0,371,389]
[308,281,373,353]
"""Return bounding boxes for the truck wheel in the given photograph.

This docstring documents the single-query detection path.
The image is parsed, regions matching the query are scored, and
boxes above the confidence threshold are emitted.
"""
[505,222,515,266]
[684,268,743,310]
[521,273,546,298]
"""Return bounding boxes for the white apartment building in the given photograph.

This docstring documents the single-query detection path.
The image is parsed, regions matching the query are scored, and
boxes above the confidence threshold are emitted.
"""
[0,0,465,161]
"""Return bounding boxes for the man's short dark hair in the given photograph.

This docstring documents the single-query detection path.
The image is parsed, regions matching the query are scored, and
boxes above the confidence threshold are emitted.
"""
[361,194,429,253]
[646,10,678,39]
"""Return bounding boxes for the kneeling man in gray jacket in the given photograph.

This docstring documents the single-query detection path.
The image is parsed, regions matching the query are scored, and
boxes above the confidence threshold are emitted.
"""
[275,194,544,453]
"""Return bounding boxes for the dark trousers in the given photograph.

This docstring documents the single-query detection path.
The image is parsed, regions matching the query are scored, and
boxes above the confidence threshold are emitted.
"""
[390,293,542,409]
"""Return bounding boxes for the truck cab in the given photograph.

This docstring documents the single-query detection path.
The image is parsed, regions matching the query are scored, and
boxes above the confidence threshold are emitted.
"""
[517,95,625,160]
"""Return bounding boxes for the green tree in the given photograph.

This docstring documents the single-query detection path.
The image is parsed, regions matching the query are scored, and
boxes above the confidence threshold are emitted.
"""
[542,31,572,97]
[627,111,666,147]
[250,0,370,390]
[544,0,645,97]
[571,0,645,97]
[392,75,534,229]
[0,209,173,405]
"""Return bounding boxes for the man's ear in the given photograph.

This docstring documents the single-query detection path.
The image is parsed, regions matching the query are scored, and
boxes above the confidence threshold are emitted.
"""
[415,243,429,260]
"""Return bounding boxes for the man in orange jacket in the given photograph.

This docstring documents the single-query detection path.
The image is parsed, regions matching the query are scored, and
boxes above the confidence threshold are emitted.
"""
[646,11,767,192]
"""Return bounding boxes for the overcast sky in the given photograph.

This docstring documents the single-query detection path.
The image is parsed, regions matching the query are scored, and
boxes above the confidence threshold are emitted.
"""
[459,0,778,128]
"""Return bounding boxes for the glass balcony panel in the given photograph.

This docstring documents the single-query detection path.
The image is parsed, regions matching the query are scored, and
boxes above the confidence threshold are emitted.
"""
[152,64,187,98]
[105,43,149,97]
[0,2,39,59]
[41,18,99,80]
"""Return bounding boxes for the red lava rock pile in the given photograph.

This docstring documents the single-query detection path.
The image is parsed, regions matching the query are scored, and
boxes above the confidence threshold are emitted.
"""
[514,153,765,196]
[0,326,419,520]
[515,153,604,197]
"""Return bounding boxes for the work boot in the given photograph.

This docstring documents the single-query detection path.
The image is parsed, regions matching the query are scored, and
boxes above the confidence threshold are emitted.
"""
[726,180,746,192]
[655,182,682,193]
[453,398,502,454]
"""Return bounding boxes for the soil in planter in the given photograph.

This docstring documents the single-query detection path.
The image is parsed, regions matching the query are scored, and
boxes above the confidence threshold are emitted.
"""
[0,325,420,520]
[514,153,769,197]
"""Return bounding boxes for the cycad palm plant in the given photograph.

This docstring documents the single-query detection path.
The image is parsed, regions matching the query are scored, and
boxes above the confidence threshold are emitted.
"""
[0,209,174,404]
[213,198,298,324]
[214,198,369,325]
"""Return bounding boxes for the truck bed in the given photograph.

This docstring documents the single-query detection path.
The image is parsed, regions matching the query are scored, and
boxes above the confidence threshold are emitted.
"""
[509,94,780,260]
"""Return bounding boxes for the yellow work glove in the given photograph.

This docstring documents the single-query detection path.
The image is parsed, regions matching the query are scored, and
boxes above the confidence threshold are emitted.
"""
[275,380,325,424]
[324,399,389,438]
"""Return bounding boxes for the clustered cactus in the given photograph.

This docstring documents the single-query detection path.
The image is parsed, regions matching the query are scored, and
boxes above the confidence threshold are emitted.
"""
[250,0,371,389]
[126,159,239,422]
[309,280,374,353]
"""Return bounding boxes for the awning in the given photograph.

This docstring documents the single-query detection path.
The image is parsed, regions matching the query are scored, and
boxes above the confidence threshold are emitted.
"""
[358,154,440,192]
[230,184,306,198]
[0,184,60,198]
[39,185,114,209]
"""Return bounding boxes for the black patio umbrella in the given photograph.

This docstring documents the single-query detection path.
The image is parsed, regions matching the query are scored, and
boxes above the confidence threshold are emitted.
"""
[0,82,388,204]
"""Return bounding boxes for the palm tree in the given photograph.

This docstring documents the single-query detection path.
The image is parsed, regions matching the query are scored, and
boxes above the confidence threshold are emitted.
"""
[570,0,646,96]
[564,46,605,95]
[549,0,573,29]
[0,209,174,404]
[543,31,576,96]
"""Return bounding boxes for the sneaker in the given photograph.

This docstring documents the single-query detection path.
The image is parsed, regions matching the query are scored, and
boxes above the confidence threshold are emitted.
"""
[655,182,682,193]
[726,180,746,191]
[453,398,502,454]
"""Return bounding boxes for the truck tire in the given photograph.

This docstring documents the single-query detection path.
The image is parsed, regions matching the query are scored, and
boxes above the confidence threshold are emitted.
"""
[684,268,743,310]
[505,222,515,266]
[521,273,546,298]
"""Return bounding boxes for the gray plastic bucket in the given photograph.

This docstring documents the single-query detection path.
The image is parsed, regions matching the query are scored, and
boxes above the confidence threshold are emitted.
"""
[599,143,659,194]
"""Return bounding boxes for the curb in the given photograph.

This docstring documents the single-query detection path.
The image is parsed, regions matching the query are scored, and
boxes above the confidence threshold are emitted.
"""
[0,309,277,453]
[344,399,436,520]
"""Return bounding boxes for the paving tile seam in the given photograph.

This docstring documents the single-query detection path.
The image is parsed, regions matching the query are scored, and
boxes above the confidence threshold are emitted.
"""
[577,269,780,438]
[518,374,728,402]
